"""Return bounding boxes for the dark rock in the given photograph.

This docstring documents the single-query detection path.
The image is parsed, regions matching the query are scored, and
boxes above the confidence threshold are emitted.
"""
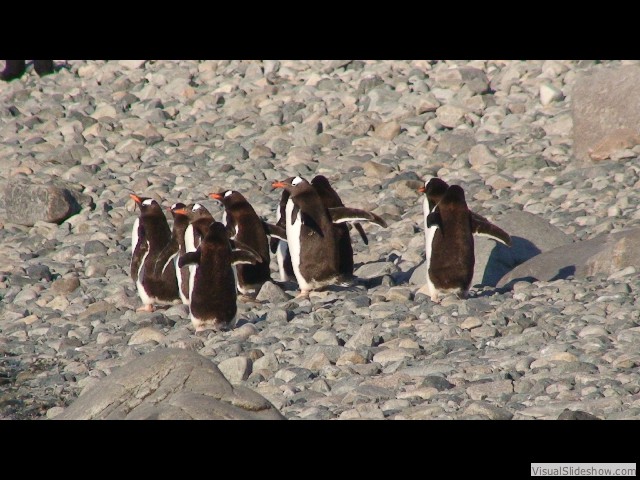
[4,181,88,226]
[557,409,601,420]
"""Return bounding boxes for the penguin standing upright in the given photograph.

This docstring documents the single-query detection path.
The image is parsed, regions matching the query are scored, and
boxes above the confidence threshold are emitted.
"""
[422,183,512,302]
[271,180,295,282]
[209,190,272,295]
[168,202,191,305]
[129,194,180,312]
[311,175,369,281]
[172,203,215,306]
[272,176,387,297]
[178,221,262,332]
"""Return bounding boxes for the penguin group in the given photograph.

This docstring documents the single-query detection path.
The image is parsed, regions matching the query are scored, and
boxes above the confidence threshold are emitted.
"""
[130,174,512,333]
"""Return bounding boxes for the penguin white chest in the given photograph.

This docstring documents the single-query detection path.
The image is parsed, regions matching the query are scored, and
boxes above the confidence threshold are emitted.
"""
[423,197,438,297]
[285,199,307,289]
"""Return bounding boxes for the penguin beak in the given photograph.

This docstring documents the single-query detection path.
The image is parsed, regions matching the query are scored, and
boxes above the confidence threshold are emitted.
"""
[130,194,143,204]
[209,192,224,200]
[272,181,286,189]
[173,208,188,216]
[417,186,426,193]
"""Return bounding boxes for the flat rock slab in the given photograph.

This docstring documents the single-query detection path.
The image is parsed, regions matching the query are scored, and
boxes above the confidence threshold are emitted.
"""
[572,65,640,162]
[498,227,640,289]
[473,210,574,287]
[54,349,285,420]
[4,180,88,226]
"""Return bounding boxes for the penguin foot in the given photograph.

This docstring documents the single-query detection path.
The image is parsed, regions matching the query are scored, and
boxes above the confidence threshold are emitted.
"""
[295,290,310,299]
[136,304,155,312]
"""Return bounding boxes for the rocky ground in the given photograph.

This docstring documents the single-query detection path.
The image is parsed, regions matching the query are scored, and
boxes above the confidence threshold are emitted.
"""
[1,60,640,420]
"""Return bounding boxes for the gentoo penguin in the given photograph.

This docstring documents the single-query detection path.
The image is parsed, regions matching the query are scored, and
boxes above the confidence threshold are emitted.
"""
[272,176,387,297]
[209,190,272,295]
[178,221,262,332]
[168,202,191,305]
[421,183,512,302]
[129,194,180,312]
[271,180,295,282]
[311,175,368,281]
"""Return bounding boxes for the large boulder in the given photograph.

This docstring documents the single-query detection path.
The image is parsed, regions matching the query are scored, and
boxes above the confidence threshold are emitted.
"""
[3,179,91,226]
[54,349,285,420]
[572,65,640,162]
[497,227,640,289]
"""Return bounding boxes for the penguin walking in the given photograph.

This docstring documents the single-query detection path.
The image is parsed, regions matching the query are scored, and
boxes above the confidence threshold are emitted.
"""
[311,175,369,282]
[168,202,191,305]
[419,182,512,302]
[178,221,262,332]
[209,190,272,295]
[129,194,180,312]
[272,176,387,297]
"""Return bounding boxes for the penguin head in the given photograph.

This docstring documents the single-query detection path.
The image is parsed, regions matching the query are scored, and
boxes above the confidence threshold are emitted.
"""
[440,184,467,207]
[178,203,214,222]
[272,175,308,191]
[419,177,449,206]
[209,190,245,207]
[203,221,230,245]
[168,202,188,218]
[311,175,332,190]
[130,194,163,216]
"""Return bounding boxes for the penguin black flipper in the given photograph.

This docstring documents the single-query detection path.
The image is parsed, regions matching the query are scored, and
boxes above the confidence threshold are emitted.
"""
[178,250,201,268]
[301,212,325,237]
[470,214,512,247]
[353,223,369,245]
[426,211,442,229]
[231,249,262,265]
[262,221,288,242]
[130,219,148,283]
[328,207,388,228]
[229,239,264,263]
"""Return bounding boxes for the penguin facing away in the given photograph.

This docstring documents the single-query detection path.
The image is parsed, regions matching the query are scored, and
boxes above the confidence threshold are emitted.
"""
[168,202,191,305]
[421,182,512,302]
[178,221,262,333]
[311,175,369,281]
[272,176,387,297]
[129,194,180,312]
[209,190,272,295]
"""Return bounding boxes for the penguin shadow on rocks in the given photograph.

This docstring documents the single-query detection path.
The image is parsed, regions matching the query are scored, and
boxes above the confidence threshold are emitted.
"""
[477,235,542,294]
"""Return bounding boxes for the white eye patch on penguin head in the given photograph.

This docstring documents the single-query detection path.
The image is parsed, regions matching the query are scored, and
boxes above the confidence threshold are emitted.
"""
[142,199,155,206]
[292,176,303,186]
[224,190,233,198]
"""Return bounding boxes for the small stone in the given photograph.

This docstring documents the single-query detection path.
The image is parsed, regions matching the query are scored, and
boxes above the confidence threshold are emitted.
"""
[557,409,601,420]
[435,104,468,128]
[128,327,166,345]
[468,144,498,167]
[460,316,482,330]
[4,181,84,226]
[312,330,339,345]
[345,323,376,350]
[256,281,291,303]
[372,348,413,365]
[539,84,564,106]
[464,401,513,420]
[373,121,401,140]
[466,380,513,400]
[50,276,80,295]
[217,356,252,384]
[336,351,368,366]
[303,352,332,370]
[578,325,609,338]
[119,60,146,70]
[363,160,394,178]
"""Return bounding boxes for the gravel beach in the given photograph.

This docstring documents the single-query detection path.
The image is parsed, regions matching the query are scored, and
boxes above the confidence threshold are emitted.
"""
[1,60,640,420]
